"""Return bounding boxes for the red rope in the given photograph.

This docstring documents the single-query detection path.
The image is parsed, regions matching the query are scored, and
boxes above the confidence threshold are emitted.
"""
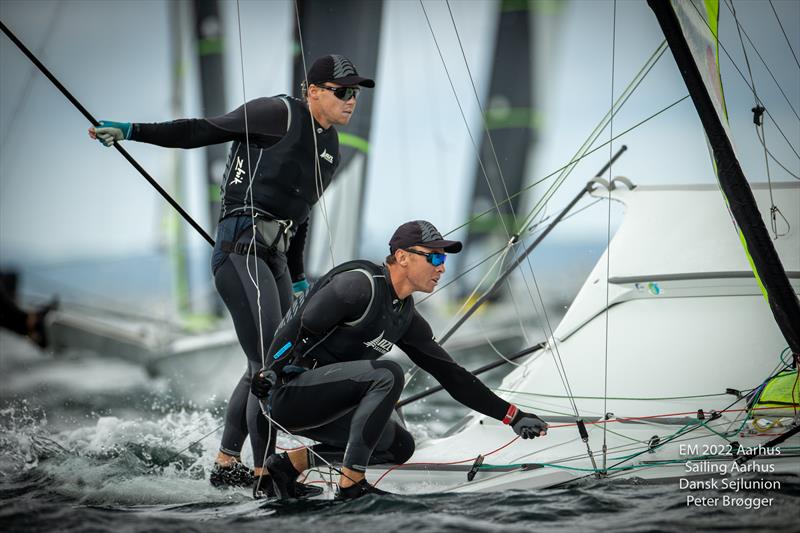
[371,405,793,487]
[372,436,520,487]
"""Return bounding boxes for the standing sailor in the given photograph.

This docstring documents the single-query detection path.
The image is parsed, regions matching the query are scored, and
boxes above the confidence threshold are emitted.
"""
[88,55,375,495]
[251,220,548,500]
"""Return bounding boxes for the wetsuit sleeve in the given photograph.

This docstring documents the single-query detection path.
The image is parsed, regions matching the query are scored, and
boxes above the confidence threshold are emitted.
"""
[286,220,308,283]
[397,312,511,421]
[300,271,372,335]
[130,97,288,149]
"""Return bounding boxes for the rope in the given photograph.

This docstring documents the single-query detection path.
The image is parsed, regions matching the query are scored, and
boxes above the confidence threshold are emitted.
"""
[768,0,800,70]
[444,0,521,232]
[727,0,787,240]
[602,0,618,472]
[443,94,690,238]
[686,0,800,162]
[293,0,336,268]
[722,0,800,123]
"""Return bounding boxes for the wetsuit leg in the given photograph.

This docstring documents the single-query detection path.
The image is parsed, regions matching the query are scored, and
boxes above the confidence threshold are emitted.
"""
[308,411,415,466]
[269,359,406,472]
[215,249,291,463]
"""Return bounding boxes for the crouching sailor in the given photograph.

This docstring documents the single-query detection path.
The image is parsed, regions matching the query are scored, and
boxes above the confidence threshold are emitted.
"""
[251,220,548,500]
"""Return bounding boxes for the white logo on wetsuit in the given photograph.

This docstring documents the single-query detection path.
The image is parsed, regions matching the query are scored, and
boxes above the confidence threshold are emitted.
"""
[364,331,394,354]
[231,156,245,185]
[319,149,334,164]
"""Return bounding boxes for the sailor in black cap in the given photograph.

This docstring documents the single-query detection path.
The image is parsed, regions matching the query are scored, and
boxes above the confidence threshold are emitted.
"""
[251,220,548,500]
[88,55,374,493]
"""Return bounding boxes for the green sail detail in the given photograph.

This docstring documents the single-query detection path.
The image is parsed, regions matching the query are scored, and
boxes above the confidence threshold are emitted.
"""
[198,37,223,56]
[339,133,369,154]
[483,107,543,131]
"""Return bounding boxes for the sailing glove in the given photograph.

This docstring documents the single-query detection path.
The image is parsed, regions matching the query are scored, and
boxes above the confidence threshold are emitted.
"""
[91,120,132,146]
[251,369,277,399]
[505,406,548,439]
[292,278,309,298]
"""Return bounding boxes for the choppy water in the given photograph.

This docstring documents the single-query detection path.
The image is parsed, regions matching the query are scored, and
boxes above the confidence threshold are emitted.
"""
[1,332,799,532]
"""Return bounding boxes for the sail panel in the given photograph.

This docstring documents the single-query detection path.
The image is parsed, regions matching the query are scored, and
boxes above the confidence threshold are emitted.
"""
[648,0,800,355]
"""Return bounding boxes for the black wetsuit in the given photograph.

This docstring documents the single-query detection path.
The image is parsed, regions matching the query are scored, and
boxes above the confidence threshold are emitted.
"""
[265,261,511,472]
[131,96,340,466]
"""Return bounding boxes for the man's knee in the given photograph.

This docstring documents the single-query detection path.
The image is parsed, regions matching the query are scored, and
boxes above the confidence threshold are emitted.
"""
[371,360,405,393]
[388,426,415,464]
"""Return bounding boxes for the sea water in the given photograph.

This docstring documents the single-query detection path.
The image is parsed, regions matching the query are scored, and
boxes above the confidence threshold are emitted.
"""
[2,327,799,532]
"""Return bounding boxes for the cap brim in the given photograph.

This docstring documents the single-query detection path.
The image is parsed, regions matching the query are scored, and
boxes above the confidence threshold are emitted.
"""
[422,239,462,253]
[336,75,375,88]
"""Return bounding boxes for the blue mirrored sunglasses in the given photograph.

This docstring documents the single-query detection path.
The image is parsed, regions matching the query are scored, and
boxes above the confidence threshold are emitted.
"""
[405,248,446,267]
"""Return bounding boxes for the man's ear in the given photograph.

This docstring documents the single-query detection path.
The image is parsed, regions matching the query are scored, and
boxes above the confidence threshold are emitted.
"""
[395,249,408,266]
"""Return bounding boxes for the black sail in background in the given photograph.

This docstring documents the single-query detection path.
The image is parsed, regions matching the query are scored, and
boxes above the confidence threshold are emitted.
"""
[292,0,383,274]
[192,0,227,236]
[461,0,536,295]
[649,0,800,356]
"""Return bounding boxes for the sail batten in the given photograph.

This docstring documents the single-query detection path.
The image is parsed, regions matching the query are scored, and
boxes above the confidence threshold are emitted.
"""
[648,0,800,355]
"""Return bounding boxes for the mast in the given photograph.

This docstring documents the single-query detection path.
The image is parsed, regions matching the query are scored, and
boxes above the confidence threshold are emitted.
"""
[292,0,383,274]
[648,0,800,356]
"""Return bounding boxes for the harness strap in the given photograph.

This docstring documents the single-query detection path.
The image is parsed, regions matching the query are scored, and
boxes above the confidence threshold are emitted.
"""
[220,218,294,258]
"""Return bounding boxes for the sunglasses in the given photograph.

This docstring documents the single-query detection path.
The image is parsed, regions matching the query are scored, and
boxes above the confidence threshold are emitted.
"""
[316,84,360,101]
[405,248,447,267]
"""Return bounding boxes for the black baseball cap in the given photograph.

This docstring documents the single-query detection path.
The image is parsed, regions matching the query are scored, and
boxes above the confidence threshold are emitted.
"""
[389,221,462,254]
[307,54,375,88]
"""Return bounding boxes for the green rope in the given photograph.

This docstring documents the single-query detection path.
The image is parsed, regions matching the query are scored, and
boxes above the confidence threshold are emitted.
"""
[494,388,735,401]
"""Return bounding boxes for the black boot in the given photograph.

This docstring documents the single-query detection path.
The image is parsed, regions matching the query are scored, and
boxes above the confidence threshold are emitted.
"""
[209,461,255,488]
[335,478,391,501]
[252,475,276,499]
[264,452,324,500]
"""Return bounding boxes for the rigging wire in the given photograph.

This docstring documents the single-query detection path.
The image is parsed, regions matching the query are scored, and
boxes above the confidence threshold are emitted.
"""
[515,41,668,237]
[768,0,800,70]
[443,94,690,238]
[686,0,800,162]
[293,1,337,269]
[231,0,346,492]
[233,0,273,494]
[721,0,800,123]
[728,0,789,239]
[601,0,618,473]
[233,1,265,370]
[444,0,545,348]
[418,0,581,419]
[421,196,603,304]
[418,0,514,238]
[0,1,62,154]
[444,0,521,230]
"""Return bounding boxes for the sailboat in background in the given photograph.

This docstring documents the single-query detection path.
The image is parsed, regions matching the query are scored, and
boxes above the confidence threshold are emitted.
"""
[39,0,241,402]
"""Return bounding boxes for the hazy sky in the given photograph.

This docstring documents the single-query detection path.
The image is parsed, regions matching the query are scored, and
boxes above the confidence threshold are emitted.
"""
[1,0,798,277]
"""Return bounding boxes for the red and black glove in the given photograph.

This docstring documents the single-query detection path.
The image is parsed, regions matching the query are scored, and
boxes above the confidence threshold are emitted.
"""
[503,405,548,439]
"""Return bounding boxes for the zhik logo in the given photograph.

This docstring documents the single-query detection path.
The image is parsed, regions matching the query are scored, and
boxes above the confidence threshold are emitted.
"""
[231,156,246,185]
[319,149,334,164]
[363,331,394,354]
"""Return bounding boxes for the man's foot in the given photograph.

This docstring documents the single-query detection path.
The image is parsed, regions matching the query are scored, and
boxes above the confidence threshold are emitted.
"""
[209,461,255,488]
[252,475,276,499]
[265,452,324,500]
[335,479,391,501]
